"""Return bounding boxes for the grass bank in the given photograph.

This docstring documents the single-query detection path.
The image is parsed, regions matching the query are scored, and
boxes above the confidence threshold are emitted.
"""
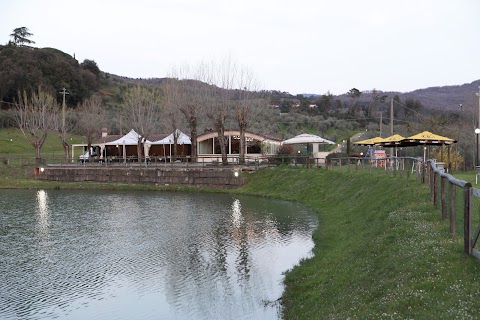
[2,164,480,318]
[237,167,480,319]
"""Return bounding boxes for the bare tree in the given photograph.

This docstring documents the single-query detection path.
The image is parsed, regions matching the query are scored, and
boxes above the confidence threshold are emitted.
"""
[76,95,107,158]
[161,78,184,161]
[232,67,263,163]
[51,105,75,160]
[122,85,163,161]
[165,65,210,162]
[14,87,55,162]
[195,57,239,165]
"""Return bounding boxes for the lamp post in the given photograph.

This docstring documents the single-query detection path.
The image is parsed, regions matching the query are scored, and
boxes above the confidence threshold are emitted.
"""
[475,128,480,169]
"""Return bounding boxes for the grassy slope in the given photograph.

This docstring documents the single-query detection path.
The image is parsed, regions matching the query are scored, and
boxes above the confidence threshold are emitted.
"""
[237,167,480,319]
[0,128,86,157]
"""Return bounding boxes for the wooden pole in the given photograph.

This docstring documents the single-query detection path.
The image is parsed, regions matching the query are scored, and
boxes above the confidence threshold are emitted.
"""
[464,183,472,254]
[441,176,446,220]
[450,183,456,236]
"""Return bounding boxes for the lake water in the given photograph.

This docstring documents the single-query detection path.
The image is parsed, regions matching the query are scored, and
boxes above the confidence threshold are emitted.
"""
[0,189,317,320]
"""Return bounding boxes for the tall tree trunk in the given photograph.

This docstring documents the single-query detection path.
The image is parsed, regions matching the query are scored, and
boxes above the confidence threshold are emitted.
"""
[63,141,69,161]
[237,106,248,164]
[137,140,143,162]
[35,145,41,164]
[173,133,178,162]
[239,126,246,164]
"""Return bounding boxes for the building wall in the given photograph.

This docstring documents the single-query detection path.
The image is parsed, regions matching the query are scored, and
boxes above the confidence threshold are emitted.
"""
[37,167,245,188]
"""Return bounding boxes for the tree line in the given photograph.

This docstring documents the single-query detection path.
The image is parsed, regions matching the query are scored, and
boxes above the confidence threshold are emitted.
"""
[13,58,277,164]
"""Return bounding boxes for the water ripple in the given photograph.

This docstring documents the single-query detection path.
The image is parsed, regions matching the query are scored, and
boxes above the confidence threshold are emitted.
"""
[0,190,316,320]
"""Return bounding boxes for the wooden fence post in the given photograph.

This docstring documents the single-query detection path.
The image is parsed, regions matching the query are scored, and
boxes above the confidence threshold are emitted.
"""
[441,176,446,220]
[450,183,456,236]
[430,168,435,205]
[407,159,411,179]
[433,172,438,207]
[422,161,426,184]
[464,183,472,255]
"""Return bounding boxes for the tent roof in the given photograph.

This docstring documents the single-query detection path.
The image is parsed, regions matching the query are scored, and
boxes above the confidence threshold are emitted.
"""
[104,129,151,145]
[353,137,384,146]
[149,129,191,145]
[282,133,335,145]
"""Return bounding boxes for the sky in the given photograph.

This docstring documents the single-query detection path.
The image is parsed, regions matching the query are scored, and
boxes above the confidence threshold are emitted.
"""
[1,0,479,95]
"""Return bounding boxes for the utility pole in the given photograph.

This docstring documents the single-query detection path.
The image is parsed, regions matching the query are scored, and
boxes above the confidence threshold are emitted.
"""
[59,88,69,131]
[390,97,394,136]
[379,112,383,137]
[390,97,394,157]
[476,86,480,130]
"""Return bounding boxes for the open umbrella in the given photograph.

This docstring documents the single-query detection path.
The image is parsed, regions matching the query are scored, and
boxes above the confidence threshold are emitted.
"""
[399,131,457,180]
[375,134,406,147]
[353,137,384,146]
[401,131,457,166]
[375,134,406,158]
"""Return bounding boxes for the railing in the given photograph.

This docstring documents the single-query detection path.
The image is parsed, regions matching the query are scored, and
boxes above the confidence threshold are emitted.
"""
[8,154,328,170]
[327,156,426,180]
[427,159,480,258]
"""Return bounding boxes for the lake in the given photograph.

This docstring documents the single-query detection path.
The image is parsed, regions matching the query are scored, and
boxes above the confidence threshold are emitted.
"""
[0,189,317,320]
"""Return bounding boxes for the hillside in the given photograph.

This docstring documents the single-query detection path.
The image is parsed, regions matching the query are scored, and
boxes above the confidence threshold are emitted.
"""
[0,45,100,106]
[402,79,480,110]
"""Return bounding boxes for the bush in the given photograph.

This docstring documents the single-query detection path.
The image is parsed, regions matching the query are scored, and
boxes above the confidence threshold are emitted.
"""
[277,144,293,156]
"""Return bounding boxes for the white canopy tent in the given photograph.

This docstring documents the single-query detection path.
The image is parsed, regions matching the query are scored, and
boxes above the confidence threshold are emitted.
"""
[282,133,335,145]
[103,129,152,162]
[103,129,152,146]
[150,129,191,145]
[148,129,191,161]
[282,133,335,164]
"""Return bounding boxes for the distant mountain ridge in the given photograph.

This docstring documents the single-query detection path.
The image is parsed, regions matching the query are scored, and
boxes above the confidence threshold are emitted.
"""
[333,80,480,111]
[401,80,480,110]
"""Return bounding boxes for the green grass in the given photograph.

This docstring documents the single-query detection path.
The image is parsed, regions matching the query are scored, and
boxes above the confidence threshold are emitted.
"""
[0,128,86,158]
[2,163,480,319]
[236,167,480,319]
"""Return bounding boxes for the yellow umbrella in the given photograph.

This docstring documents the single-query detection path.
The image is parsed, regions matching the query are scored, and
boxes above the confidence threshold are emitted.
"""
[375,134,406,158]
[401,131,457,163]
[375,134,405,146]
[403,131,456,145]
[353,137,384,146]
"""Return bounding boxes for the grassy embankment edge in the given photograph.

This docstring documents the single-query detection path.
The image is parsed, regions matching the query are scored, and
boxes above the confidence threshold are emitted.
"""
[2,164,480,319]
[236,167,480,319]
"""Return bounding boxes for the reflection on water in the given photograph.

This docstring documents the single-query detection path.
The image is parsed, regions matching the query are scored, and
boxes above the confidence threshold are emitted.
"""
[0,189,317,320]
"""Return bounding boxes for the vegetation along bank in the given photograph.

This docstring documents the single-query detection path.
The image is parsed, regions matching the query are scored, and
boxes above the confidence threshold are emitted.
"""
[238,167,480,319]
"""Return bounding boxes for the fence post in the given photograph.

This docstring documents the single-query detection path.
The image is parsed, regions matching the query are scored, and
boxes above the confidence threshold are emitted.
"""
[430,167,435,205]
[393,158,397,177]
[464,183,472,255]
[421,161,425,183]
[441,176,446,220]
[450,183,456,236]
[406,159,411,179]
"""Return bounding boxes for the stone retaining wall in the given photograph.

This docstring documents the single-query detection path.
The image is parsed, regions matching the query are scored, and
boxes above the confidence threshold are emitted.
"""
[37,167,246,188]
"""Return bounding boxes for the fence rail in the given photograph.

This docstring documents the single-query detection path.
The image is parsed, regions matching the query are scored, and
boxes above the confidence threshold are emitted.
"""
[1,154,326,170]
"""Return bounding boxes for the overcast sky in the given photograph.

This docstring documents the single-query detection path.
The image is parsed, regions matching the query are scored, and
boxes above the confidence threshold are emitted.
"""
[1,0,479,95]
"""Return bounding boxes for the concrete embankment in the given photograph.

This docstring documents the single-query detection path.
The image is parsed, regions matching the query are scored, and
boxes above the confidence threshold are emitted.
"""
[37,166,245,188]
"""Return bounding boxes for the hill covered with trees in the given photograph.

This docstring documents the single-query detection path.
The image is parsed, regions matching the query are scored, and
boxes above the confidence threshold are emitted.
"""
[0,44,101,106]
